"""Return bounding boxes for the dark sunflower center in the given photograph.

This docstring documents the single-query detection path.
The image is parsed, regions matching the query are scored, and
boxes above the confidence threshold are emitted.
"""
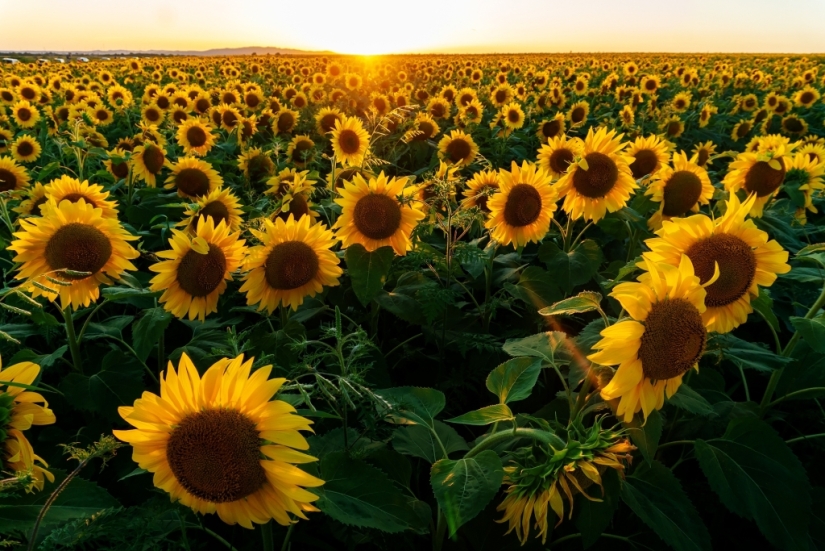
[744,160,785,197]
[0,169,15,191]
[666,121,681,136]
[166,409,266,504]
[291,141,314,163]
[446,138,471,163]
[61,193,97,207]
[264,241,319,290]
[195,98,211,113]
[277,113,294,133]
[176,244,227,297]
[783,117,804,133]
[111,160,129,179]
[639,298,706,381]
[247,155,272,185]
[571,107,585,123]
[17,141,34,157]
[800,91,815,104]
[686,233,757,307]
[696,149,709,167]
[278,194,310,221]
[142,145,165,175]
[186,126,207,148]
[44,223,112,279]
[198,201,230,227]
[629,149,659,179]
[353,194,402,240]
[176,168,211,197]
[503,183,542,227]
[662,170,702,217]
[145,109,161,122]
[17,108,32,122]
[320,114,339,133]
[416,122,434,140]
[31,195,48,214]
[736,123,751,138]
[573,152,618,198]
[495,90,507,103]
[245,93,260,108]
[549,148,574,174]
[542,120,561,138]
[222,110,238,127]
[507,109,520,123]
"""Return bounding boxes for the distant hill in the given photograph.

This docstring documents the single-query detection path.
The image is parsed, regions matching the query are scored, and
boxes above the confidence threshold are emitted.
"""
[1,46,335,57]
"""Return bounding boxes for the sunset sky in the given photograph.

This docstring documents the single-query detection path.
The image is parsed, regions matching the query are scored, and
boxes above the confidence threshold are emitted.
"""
[1,0,824,55]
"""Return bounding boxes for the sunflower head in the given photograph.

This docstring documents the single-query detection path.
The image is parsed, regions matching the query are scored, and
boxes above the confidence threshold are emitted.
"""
[626,134,671,180]
[537,135,583,179]
[176,119,216,156]
[0,156,31,192]
[437,129,479,167]
[646,151,714,229]
[182,187,245,233]
[115,353,324,527]
[330,116,370,167]
[165,157,223,199]
[485,160,557,247]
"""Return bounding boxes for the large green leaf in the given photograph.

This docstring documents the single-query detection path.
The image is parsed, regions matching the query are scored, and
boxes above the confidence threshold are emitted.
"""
[790,316,825,354]
[707,333,791,372]
[430,450,504,537]
[374,290,424,324]
[58,349,145,417]
[345,244,395,306]
[694,418,810,551]
[667,383,717,417]
[626,409,662,463]
[538,239,603,293]
[485,357,542,404]
[312,451,427,533]
[0,469,119,538]
[392,421,469,463]
[376,386,445,428]
[539,291,603,317]
[131,307,172,362]
[504,266,562,309]
[751,288,780,332]
[620,461,711,551]
[447,404,513,425]
[502,331,571,366]
[575,468,622,548]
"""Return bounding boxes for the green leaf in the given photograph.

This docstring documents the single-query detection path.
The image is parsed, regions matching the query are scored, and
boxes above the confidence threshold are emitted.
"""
[539,291,603,317]
[447,404,513,425]
[430,450,504,537]
[58,349,144,417]
[790,316,825,354]
[485,357,542,404]
[0,469,119,538]
[504,266,562,309]
[131,307,172,362]
[751,288,780,332]
[502,331,571,366]
[707,333,792,372]
[575,468,622,548]
[694,418,810,551]
[345,244,395,307]
[620,461,711,551]
[376,386,445,428]
[668,384,717,417]
[797,243,825,257]
[626,409,662,463]
[312,451,427,533]
[538,239,603,293]
[374,290,424,324]
[392,421,469,463]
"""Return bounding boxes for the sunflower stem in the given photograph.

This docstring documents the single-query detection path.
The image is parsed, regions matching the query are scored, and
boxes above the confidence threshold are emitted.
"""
[465,428,565,459]
[261,520,274,551]
[280,523,295,551]
[433,509,447,551]
[61,307,83,374]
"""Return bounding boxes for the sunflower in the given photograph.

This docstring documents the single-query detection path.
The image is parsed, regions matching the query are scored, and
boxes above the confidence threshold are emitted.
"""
[0,359,56,491]
[661,115,685,139]
[536,135,583,179]
[218,104,242,132]
[314,107,343,136]
[9,200,138,310]
[165,157,223,199]
[9,135,41,164]
[330,116,369,167]
[567,101,589,128]
[141,103,165,126]
[333,172,424,256]
[176,119,216,156]
[44,175,119,219]
[782,152,825,217]
[500,102,525,131]
[402,113,440,143]
[182,187,245,233]
[0,128,12,154]
[437,130,478,167]
[459,99,484,125]
[273,108,299,135]
[238,147,275,187]
[149,218,245,321]
[239,215,341,312]
[644,193,791,333]
[12,182,48,217]
[794,85,821,108]
[536,114,566,143]
[691,141,717,168]
[730,119,753,142]
[103,148,131,182]
[286,135,316,168]
[131,142,169,188]
[115,353,324,527]
[723,138,795,216]
[781,115,808,136]
[490,84,514,107]
[265,168,313,199]
[592,256,711,422]
[0,156,31,192]
[326,166,373,191]
[271,176,318,224]
[485,160,557,247]
[11,100,40,128]
[461,169,500,213]
[555,127,637,222]
[646,151,714,230]
[626,134,670,180]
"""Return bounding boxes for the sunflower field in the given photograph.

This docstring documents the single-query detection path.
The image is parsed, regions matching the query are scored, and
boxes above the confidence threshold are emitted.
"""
[0,53,823,550]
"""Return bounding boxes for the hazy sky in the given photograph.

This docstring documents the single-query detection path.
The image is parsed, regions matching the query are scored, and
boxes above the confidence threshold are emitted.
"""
[1,0,824,55]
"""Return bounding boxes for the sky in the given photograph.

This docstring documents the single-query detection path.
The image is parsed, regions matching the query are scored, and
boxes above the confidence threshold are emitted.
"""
[1,0,824,55]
